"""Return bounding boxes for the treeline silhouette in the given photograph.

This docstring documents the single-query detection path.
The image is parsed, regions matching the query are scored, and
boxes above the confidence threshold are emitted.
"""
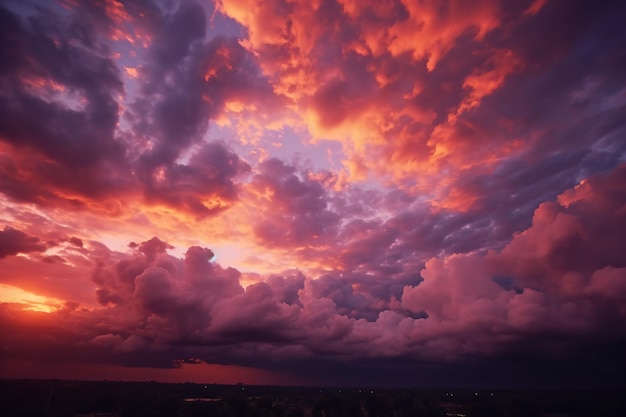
[0,379,624,417]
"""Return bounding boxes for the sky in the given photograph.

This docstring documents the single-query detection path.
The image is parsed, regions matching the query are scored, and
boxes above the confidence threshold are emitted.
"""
[0,0,625,388]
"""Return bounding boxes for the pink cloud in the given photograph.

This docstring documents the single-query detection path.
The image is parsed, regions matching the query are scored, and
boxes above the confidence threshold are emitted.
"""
[1,162,626,383]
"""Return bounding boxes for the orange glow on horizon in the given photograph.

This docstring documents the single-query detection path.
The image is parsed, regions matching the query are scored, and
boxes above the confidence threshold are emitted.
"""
[0,284,63,313]
[0,359,300,386]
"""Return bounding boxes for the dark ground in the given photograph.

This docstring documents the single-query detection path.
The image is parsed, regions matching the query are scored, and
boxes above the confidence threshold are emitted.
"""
[0,379,624,417]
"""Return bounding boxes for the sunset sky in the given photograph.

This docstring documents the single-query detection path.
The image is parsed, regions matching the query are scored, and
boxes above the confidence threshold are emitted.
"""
[1,0,625,388]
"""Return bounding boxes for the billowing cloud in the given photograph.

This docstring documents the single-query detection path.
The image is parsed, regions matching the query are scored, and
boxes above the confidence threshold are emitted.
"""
[491,164,626,297]
[401,164,626,363]
[2,163,626,386]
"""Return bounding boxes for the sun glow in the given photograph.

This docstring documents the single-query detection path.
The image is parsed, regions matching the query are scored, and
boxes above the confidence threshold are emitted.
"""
[0,284,62,313]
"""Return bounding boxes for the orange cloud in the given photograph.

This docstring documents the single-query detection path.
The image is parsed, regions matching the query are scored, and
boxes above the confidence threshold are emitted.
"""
[388,0,502,70]
[124,66,139,78]
[217,0,525,201]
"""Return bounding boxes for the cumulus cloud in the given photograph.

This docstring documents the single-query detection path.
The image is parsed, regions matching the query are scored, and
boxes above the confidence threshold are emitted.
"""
[491,164,626,297]
[400,164,626,361]
[2,163,625,386]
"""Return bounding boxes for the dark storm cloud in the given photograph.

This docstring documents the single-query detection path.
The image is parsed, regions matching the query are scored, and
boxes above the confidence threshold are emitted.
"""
[266,272,306,307]
[251,158,341,247]
[0,226,48,258]
[119,3,275,215]
[135,236,174,262]
[440,0,626,217]
[0,1,272,216]
[0,4,131,208]
[124,2,277,166]
[140,142,250,216]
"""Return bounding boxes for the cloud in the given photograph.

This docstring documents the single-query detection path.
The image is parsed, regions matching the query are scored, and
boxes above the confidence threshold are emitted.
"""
[266,271,306,307]
[398,164,626,364]
[217,0,509,176]
[250,158,341,248]
[2,163,625,381]
[0,4,131,210]
[140,142,250,217]
[491,164,626,296]
[0,0,625,388]
[0,2,268,217]
[0,227,48,258]
[216,0,626,219]
[121,4,275,215]
[386,0,502,70]
[68,237,84,248]
[0,205,621,382]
